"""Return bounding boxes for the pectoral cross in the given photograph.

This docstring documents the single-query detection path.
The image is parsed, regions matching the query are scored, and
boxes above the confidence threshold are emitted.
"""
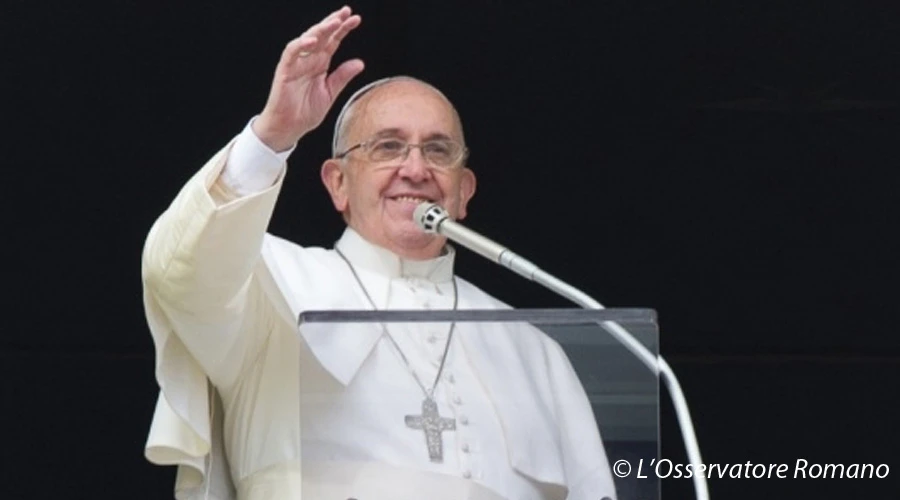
[405,397,456,462]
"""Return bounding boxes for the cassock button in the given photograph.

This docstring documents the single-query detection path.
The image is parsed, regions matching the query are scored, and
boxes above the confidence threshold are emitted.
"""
[459,415,469,425]
[461,443,470,453]
[462,470,472,479]
[446,373,455,384]
[453,396,462,404]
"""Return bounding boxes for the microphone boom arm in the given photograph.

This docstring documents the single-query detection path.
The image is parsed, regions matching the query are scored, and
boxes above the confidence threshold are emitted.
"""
[415,202,710,500]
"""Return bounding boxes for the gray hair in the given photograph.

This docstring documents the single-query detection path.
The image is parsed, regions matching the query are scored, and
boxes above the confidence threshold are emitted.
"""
[331,75,465,157]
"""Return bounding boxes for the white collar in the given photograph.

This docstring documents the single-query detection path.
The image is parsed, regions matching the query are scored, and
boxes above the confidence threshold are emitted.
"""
[334,227,455,283]
[298,227,456,386]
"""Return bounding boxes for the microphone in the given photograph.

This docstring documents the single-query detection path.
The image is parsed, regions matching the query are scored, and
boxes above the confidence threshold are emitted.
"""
[413,202,541,281]
[413,201,710,500]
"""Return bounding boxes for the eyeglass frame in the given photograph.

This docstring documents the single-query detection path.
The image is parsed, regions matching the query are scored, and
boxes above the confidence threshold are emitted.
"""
[334,135,469,169]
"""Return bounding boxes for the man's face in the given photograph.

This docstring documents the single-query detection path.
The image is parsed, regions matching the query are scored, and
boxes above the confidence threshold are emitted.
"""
[322,81,476,259]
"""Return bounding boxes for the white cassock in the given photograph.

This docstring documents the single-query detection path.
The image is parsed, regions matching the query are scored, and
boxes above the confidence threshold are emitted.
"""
[141,123,617,500]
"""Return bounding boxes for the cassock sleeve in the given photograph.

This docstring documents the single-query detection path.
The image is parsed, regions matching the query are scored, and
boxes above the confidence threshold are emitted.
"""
[140,139,286,498]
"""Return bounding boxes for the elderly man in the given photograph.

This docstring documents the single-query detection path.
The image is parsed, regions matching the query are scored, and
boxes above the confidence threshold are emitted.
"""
[141,6,617,500]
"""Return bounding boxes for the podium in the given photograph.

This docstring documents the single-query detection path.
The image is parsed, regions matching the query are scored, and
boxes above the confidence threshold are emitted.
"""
[298,308,660,500]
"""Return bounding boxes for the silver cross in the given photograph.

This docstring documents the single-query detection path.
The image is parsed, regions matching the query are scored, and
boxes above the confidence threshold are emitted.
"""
[405,397,456,462]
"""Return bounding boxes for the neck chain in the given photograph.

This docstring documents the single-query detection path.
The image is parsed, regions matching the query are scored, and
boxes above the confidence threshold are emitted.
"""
[336,246,460,463]
[335,247,458,400]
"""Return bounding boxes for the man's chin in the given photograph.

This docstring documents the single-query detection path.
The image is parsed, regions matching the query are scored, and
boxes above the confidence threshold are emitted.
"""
[384,224,443,258]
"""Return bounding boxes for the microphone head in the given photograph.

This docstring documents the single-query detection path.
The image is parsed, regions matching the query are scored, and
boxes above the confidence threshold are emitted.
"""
[414,202,449,234]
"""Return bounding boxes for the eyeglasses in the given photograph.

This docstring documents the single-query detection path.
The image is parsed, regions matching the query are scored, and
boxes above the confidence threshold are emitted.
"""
[335,136,468,169]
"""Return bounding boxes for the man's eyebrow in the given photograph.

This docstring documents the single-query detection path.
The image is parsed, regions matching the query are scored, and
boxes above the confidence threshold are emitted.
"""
[370,128,404,139]
[423,132,453,141]
[369,129,454,141]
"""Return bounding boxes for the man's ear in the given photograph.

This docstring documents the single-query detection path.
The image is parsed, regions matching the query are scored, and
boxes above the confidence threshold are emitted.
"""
[455,167,476,220]
[321,159,349,212]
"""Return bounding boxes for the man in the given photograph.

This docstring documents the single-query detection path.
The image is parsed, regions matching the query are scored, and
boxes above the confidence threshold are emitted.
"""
[141,6,617,500]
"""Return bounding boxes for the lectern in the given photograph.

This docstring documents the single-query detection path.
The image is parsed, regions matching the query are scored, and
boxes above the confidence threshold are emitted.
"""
[298,308,660,500]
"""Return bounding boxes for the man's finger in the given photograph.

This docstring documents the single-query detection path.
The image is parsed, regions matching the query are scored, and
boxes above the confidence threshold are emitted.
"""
[329,15,361,47]
[282,36,318,63]
[320,5,352,26]
[308,5,353,41]
[327,59,366,99]
[303,17,343,44]
[283,15,341,63]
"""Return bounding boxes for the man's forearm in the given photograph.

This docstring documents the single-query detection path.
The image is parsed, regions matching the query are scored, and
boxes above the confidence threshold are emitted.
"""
[142,127,286,314]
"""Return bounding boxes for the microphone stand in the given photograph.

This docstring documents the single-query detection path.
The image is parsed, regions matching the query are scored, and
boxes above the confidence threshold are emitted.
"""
[416,203,710,500]
[530,268,709,500]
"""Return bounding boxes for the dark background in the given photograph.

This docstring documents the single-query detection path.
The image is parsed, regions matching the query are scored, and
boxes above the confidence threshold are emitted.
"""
[2,0,898,498]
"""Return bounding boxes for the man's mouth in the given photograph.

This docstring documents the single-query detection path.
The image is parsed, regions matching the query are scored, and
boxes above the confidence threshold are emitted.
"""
[390,195,435,204]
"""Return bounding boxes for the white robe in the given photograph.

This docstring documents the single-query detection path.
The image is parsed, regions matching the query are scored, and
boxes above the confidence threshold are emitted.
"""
[141,142,617,500]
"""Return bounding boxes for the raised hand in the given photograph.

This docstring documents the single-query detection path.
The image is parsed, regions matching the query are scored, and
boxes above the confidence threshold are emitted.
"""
[253,6,364,152]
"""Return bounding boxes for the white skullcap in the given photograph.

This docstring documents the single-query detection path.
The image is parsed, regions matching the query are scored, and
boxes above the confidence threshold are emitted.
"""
[331,75,455,157]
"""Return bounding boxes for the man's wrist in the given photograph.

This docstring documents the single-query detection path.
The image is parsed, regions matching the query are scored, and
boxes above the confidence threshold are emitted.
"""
[219,117,294,197]
[251,115,302,153]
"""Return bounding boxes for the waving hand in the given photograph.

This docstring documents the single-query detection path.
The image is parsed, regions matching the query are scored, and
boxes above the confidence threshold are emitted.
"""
[253,6,364,152]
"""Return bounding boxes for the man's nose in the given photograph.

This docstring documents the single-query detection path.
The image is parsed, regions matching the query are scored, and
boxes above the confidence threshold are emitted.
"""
[397,145,431,181]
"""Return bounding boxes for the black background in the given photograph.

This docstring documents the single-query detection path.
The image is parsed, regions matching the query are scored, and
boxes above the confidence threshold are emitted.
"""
[2,1,898,498]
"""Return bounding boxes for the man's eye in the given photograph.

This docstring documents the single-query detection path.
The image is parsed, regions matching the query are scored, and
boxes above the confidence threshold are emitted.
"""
[424,142,452,156]
[374,140,405,152]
